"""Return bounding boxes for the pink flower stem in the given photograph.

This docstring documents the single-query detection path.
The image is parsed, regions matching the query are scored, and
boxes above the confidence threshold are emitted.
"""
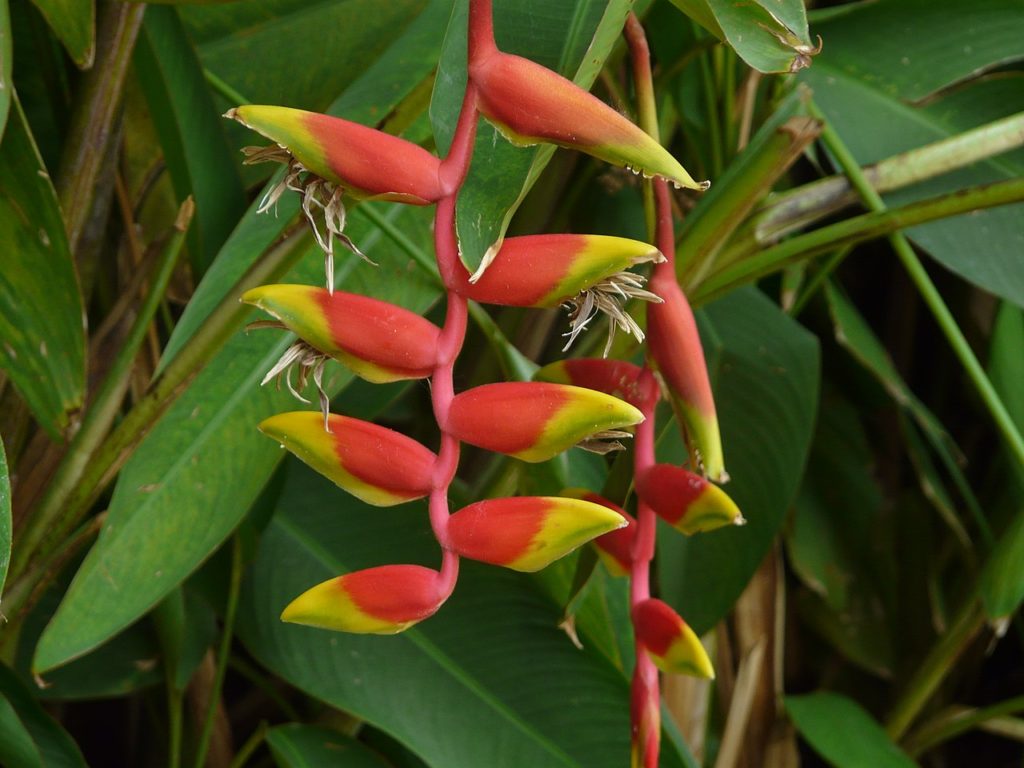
[625,13,683,767]
[430,6,486,601]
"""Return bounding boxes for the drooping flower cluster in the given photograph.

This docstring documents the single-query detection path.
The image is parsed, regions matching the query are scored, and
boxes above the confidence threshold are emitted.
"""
[234,3,741,766]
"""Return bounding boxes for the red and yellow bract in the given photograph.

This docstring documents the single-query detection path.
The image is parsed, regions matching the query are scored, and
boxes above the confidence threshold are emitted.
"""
[632,598,714,678]
[636,463,743,535]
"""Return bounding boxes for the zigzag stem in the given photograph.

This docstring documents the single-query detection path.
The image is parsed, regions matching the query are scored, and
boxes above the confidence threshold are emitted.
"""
[429,60,482,599]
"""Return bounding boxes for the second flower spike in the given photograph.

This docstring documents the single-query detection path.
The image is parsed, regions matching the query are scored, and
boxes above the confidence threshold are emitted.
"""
[446,382,644,462]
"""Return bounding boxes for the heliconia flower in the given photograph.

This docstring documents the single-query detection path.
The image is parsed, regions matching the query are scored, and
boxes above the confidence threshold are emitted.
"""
[243,284,440,391]
[452,235,663,353]
[259,412,435,507]
[469,50,709,192]
[535,358,658,410]
[635,463,744,535]
[560,489,635,576]
[447,496,626,572]
[647,275,726,481]
[281,564,444,634]
[227,105,445,205]
[632,598,714,678]
[446,382,644,462]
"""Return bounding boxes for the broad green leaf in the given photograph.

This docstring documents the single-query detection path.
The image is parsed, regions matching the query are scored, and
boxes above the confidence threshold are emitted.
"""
[786,692,918,768]
[0,0,10,140]
[430,0,632,272]
[989,303,1024,486]
[0,97,85,440]
[786,393,894,677]
[803,23,1024,307]
[134,6,248,275]
[670,0,814,74]
[0,438,9,598]
[31,8,454,672]
[658,287,820,633]
[266,724,392,768]
[805,0,1024,101]
[0,695,41,768]
[0,665,86,768]
[236,460,693,768]
[182,0,428,112]
[29,0,93,68]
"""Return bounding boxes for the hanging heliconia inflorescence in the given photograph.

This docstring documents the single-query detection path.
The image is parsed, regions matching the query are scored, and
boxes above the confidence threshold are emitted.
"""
[232,3,742,765]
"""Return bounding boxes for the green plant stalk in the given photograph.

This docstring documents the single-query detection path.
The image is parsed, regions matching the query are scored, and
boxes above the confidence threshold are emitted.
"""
[885,597,986,740]
[813,103,1024,471]
[227,722,267,768]
[754,110,1024,244]
[9,201,193,583]
[788,247,850,316]
[905,695,1024,756]
[693,175,1024,304]
[12,227,311,593]
[697,44,723,178]
[203,68,249,109]
[193,534,242,768]
[57,2,146,258]
[167,682,183,768]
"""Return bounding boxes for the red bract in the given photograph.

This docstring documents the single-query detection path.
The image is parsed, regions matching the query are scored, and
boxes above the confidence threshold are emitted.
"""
[259,412,435,507]
[535,358,658,410]
[281,565,445,634]
[243,284,440,383]
[447,496,626,572]
[446,382,644,463]
[632,598,714,678]
[636,463,743,534]
[469,50,708,192]
[227,105,445,204]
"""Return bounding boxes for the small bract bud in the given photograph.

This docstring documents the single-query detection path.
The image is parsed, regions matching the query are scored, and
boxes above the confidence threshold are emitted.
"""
[647,276,726,481]
[470,51,709,191]
[259,412,435,507]
[281,565,444,634]
[635,463,743,535]
[535,359,658,410]
[633,598,714,678]
[446,382,644,463]
[447,495,626,572]
[243,284,440,384]
[561,489,635,576]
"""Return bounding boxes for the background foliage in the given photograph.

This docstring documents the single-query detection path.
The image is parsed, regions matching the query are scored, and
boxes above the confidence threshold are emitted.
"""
[0,0,1022,766]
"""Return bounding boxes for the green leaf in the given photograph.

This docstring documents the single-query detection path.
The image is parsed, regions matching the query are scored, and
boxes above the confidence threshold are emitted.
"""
[805,0,1024,101]
[430,0,632,272]
[0,665,86,768]
[981,514,1024,622]
[0,0,11,141]
[0,438,9,598]
[266,724,392,768]
[29,0,93,68]
[786,393,894,677]
[803,13,1024,307]
[658,287,820,633]
[786,692,918,768]
[989,303,1024,486]
[0,695,42,768]
[182,0,429,112]
[134,6,248,275]
[236,460,693,768]
[669,0,814,74]
[0,97,85,440]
